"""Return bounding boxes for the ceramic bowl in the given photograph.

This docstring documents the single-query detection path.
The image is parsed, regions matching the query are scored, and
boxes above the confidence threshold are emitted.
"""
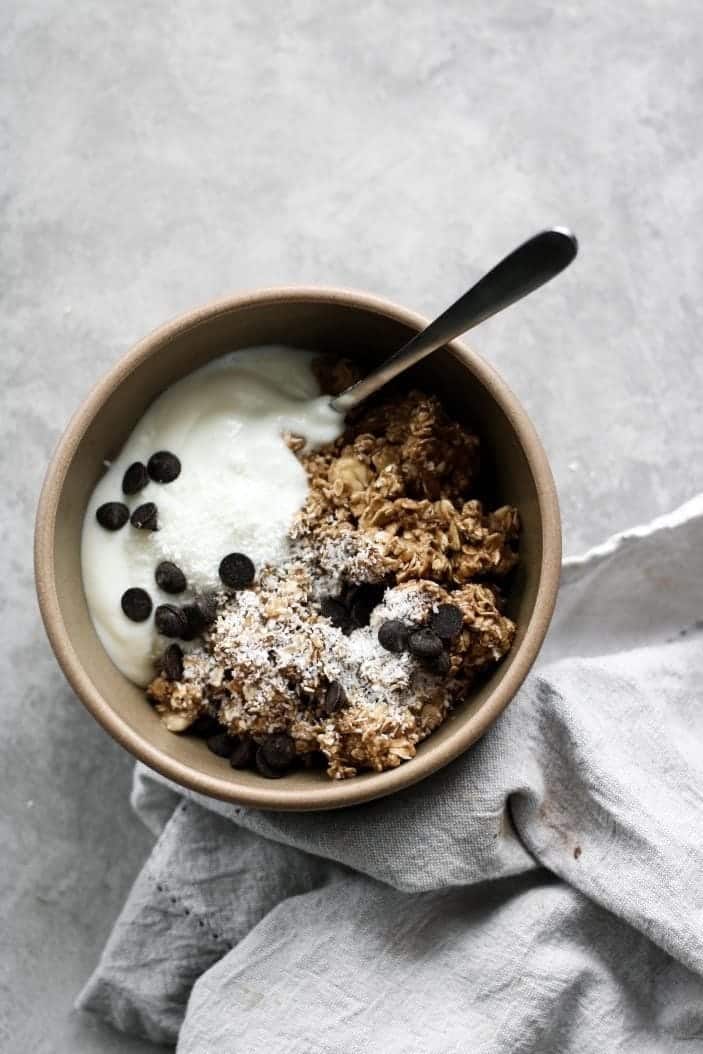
[34,287,560,811]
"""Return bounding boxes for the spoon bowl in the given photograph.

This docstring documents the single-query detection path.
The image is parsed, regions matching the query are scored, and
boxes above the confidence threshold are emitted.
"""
[331,228,577,413]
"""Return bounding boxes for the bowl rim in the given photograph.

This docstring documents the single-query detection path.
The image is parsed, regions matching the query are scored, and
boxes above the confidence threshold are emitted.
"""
[34,285,561,811]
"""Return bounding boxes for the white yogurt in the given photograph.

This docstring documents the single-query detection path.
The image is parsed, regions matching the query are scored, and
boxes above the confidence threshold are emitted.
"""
[81,346,343,685]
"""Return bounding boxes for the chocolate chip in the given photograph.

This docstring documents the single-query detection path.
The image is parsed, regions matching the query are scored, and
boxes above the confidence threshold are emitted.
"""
[229,736,256,770]
[347,582,385,628]
[259,732,297,771]
[408,628,444,660]
[155,561,187,594]
[206,732,236,758]
[301,750,328,770]
[255,746,286,778]
[162,643,184,680]
[429,604,464,640]
[147,450,181,484]
[193,593,217,625]
[319,596,351,633]
[96,502,129,531]
[180,595,217,640]
[222,667,234,681]
[323,680,346,715]
[190,713,222,738]
[154,603,189,638]
[377,620,410,653]
[432,650,452,676]
[121,587,153,622]
[177,605,199,640]
[130,502,158,530]
[219,552,255,589]
[122,461,148,495]
[208,693,224,713]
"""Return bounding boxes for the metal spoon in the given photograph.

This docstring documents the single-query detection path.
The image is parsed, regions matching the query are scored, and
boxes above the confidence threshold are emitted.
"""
[330,227,578,414]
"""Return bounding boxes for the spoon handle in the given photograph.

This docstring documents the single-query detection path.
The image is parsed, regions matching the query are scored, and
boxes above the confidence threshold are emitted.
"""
[331,227,578,414]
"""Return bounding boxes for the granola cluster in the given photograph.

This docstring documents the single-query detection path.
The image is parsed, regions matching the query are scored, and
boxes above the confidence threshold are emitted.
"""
[293,390,519,586]
[147,367,520,780]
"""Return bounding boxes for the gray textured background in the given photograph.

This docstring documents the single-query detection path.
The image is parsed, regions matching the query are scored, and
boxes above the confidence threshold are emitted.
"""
[2,2,702,1051]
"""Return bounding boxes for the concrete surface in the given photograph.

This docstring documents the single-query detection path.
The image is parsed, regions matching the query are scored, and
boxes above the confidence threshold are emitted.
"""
[2,1,702,1050]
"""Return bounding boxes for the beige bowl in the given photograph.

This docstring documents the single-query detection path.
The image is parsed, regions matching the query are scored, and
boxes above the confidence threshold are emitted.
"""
[34,287,560,811]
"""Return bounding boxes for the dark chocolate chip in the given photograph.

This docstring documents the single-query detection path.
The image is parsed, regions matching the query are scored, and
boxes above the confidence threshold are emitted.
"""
[155,560,187,594]
[429,603,464,640]
[222,667,234,681]
[193,593,217,626]
[255,746,286,778]
[154,603,189,638]
[147,450,181,484]
[229,736,256,770]
[219,552,256,589]
[259,732,297,771]
[96,502,129,531]
[432,650,452,676]
[323,680,347,715]
[178,605,200,640]
[180,595,217,640]
[121,587,153,622]
[377,620,410,653]
[408,628,444,660]
[320,596,351,633]
[346,582,385,628]
[208,693,224,713]
[130,502,158,530]
[122,461,149,495]
[190,713,222,738]
[162,643,184,681]
[206,732,236,758]
[301,749,328,771]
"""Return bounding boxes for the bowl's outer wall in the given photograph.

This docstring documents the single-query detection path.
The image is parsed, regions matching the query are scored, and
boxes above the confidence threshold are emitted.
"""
[36,290,560,810]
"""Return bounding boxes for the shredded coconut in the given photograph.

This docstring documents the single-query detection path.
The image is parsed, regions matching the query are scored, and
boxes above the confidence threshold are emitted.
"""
[147,386,519,779]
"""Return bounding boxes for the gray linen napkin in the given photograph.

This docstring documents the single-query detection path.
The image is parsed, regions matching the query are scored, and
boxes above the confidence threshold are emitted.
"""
[78,495,703,1053]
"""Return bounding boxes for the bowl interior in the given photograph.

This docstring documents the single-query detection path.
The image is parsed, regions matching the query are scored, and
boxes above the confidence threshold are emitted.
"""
[41,293,556,810]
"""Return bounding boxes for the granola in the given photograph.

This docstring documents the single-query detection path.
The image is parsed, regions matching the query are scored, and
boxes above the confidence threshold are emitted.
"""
[147,370,519,780]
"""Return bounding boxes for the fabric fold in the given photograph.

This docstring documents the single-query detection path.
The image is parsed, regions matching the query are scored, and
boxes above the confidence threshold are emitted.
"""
[77,495,703,1052]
